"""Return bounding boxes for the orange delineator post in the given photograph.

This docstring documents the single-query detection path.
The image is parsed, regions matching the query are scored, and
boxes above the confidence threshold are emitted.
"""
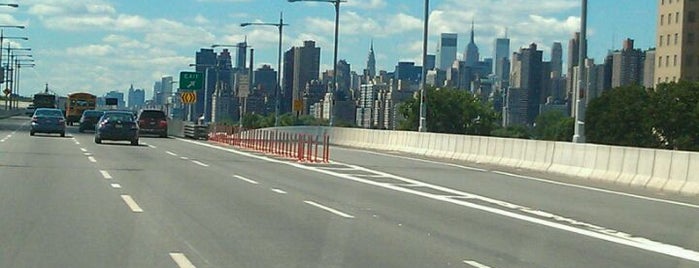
[314,136,319,162]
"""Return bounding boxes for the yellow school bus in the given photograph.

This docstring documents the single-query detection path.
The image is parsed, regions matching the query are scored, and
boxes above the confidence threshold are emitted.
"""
[66,92,97,125]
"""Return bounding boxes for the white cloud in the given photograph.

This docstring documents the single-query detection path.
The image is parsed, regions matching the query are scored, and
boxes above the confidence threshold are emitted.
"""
[194,14,210,25]
[66,44,113,57]
[345,0,386,10]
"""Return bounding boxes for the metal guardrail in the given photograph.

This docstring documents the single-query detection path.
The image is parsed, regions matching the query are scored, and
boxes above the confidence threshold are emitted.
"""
[184,123,209,140]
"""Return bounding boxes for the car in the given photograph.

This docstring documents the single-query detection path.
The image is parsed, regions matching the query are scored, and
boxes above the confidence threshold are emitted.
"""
[137,109,168,138]
[30,108,66,137]
[94,111,139,145]
[78,110,104,133]
[25,104,35,116]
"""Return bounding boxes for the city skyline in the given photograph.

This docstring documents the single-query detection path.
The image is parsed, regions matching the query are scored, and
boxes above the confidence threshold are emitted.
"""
[1,0,656,98]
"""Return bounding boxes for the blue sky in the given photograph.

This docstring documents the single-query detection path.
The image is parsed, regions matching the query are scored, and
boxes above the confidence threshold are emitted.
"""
[2,0,656,98]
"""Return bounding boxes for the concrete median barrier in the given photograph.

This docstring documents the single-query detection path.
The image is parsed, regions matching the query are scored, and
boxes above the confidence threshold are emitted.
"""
[252,126,699,196]
[589,145,611,181]
[629,148,656,188]
[646,150,673,190]
[617,148,640,185]
[680,153,699,195]
[663,151,690,193]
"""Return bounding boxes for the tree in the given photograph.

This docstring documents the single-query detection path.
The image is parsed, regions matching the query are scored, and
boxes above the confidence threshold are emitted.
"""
[586,85,658,147]
[397,87,499,135]
[649,81,699,150]
[533,110,574,141]
[491,125,530,139]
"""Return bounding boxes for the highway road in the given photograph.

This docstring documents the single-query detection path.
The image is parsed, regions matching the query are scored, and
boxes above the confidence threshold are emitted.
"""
[2,115,699,267]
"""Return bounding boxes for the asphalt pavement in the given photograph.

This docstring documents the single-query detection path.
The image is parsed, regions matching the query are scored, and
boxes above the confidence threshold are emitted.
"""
[1,115,699,268]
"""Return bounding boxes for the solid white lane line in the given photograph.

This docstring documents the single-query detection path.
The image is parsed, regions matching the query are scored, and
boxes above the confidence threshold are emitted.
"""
[180,156,189,160]
[80,148,87,152]
[304,200,354,218]
[169,252,196,268]
[87,156,97,163]
[339,145,699,209]
[110,183,122,189]
[463,260,492,268]
[120,195,143,213]
[271,188,287,194]
[233,175,259,185]
[336,147,487,172]
[191,160,209,167]
[166,151,178,156]
[492,171,699,210]
[99,170,112,179]
[177,138,699,263]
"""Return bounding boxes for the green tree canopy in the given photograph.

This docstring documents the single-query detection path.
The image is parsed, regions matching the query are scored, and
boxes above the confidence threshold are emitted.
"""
[398,87,499,135]
[586,85,657,147]
[533,110,574,141]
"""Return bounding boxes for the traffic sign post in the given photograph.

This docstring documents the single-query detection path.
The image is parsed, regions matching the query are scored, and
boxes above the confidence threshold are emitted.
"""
[179,71,204,91]
[180,91,197,104]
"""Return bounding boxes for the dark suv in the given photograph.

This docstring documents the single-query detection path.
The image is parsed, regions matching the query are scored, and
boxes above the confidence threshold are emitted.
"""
[137,109,168,137]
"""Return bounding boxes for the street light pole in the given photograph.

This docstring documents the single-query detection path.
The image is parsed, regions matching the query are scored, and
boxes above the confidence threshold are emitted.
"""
[573,0,587,143]
[288,0,345,126]
[240,15,288,127]
[418,0,429,133]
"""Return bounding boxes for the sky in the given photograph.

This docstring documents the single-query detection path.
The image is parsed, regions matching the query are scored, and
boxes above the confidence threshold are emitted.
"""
[0,0,657,98]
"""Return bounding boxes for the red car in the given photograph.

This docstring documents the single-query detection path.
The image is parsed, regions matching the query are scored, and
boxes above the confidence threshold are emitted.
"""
[136,109,168,138]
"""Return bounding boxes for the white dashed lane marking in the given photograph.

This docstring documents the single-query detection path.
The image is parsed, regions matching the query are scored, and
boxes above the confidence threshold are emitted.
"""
[464,260,493,268]
[271,188,287,194]
[191,160,209,167]
[120,195,143,213]
[99,170,112,179]
[233,175,259,184]
[169,252,196,268]
[304,200,354,219]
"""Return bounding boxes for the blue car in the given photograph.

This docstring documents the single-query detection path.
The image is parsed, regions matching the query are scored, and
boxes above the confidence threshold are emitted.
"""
[94,111,139,145]
[30,108,66,137]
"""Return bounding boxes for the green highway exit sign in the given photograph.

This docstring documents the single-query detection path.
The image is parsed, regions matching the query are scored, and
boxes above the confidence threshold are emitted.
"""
[179,71,203,91]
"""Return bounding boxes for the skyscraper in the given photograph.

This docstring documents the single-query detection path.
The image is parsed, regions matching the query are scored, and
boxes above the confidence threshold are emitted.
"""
[284,40,321,115]
[567,32,581,99]
[236,41,248,70]
[336,59,351,101]
[551,42,563,78]
[510,43,544,125]
[550,42,566,102]
[611,38,644,88]
[127,85,145,109]
[643,49,656,88]
[282,48,295,114]
[436,33,458,70]
[494,36,511,83]
[160,76,173,106]
[195,48,216,120]
[425,54,436,71]
[654,0,699,86]
[464,21,480,67]
[366,40,376,79]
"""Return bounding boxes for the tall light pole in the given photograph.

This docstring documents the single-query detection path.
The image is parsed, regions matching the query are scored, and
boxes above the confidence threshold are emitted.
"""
[5,46,29,110]
[0,25,26,82]
[241,13,288,127]
[13,57,33,109]
[573,0,587,143]
[288,0,346,127]
[418,0,430,133]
